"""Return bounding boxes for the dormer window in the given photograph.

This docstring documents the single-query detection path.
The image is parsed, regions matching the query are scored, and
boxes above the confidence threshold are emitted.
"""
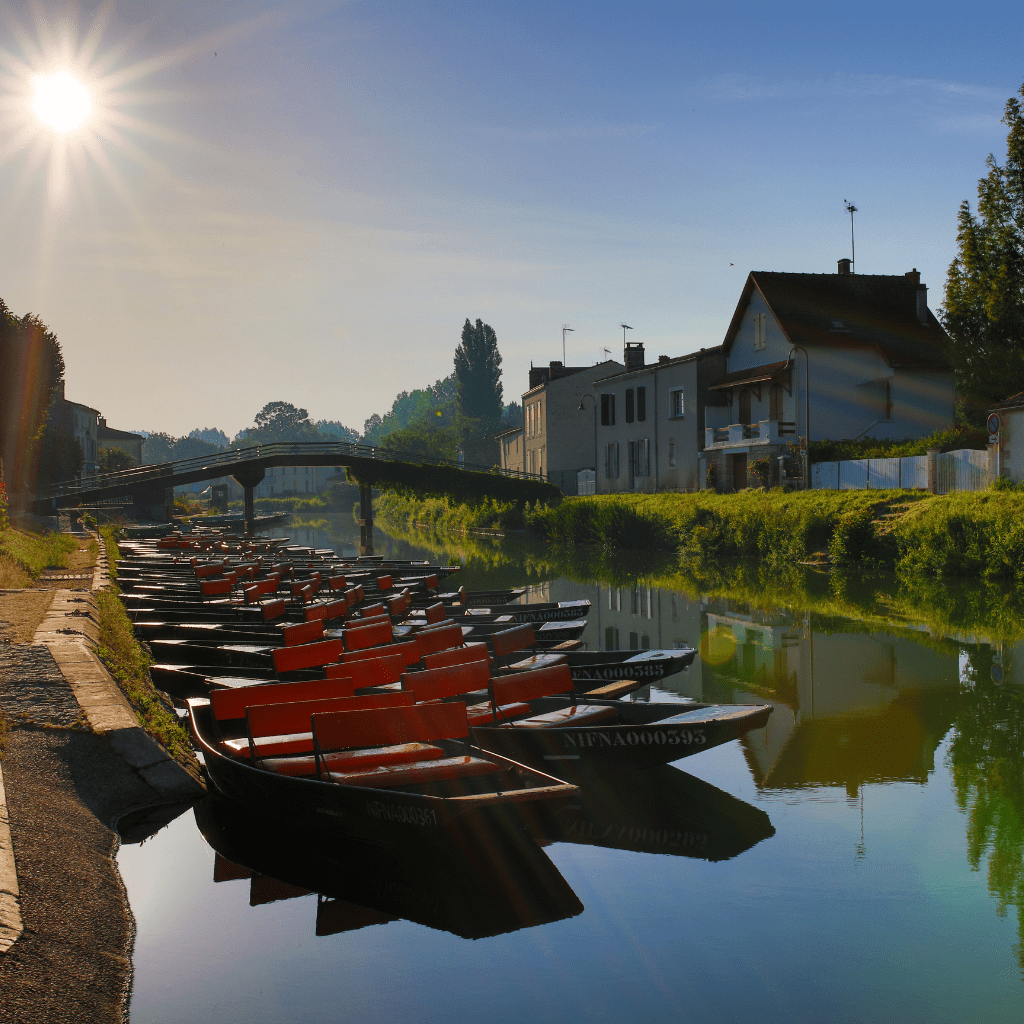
[753,314,766,350]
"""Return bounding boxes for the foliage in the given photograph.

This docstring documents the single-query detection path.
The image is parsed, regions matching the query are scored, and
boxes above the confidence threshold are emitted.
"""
[0,462,7,532]
[346,456,560,505]
[99,524,121,581]
[380,423,460,462]
[142,432,223,465]
[33,413,83,486]
[809,426,988,464]
[233,401,328,446]
[376,491,549,535]
[187,427,230,447]
[99,446,137,472]
[362,375,457,444]
[748,456,772,487]
[313,419,361,443]
[0,526,78,576]
[0,298,64,494]
[95,590,197,769]
[226,482,360,514]
[455,319,503,434]
[943,82,1024,424]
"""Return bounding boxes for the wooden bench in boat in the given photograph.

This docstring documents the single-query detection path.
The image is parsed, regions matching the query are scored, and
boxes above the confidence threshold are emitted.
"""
[421,642,491,671]
[414,623,465,661]
[487,664,618,728]
[282,620,324,646]
[343,619,394,651]
[271,639,344,675]
[487,624,568,670]
[341,638,421,668]
[324,653,405,689]
[311,702,500,788]
[403,660,532,725]
[304,599,348,623]
[247,692,436,776]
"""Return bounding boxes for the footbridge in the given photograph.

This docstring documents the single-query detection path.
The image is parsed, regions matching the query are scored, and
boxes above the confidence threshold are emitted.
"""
[32,440,553,549]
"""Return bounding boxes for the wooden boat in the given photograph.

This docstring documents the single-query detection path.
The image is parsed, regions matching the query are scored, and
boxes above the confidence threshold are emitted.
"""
[530,763,776,861]
[409,599,592,625]
[464,664,773,771]
[189,697,578,841]
[507,647,697,683]
[194,796,583,939]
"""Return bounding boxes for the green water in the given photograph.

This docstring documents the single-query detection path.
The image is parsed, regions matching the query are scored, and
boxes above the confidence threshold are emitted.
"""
[118,514,1024,1023]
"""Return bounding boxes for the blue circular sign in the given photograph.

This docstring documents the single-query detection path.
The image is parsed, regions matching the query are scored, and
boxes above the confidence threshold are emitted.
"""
[988,413,1001,434]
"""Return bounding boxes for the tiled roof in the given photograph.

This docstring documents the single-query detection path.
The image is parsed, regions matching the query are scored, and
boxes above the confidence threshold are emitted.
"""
[708,360,790,391]
[724,272,951,370]
[991,392,1024,412]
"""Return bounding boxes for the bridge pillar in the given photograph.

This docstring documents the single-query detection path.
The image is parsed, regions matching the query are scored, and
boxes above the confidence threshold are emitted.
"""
[232,466,266,536]
[359,484,374,556]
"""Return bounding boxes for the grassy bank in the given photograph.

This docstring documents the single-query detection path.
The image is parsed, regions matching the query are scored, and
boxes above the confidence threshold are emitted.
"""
[0,526,80,587]
[379,488,1024,582]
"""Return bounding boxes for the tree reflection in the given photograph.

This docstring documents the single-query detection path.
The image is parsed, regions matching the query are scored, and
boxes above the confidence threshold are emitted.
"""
[949,645,1024,975]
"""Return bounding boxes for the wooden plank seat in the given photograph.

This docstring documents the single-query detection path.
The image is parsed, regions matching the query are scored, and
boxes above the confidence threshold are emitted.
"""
[282,619,324,646]
[262,599,287,621]
[422,642,491,671]
[342,639,421,668]
[423,601,448,625]
[414,623,465,661]
[211,676,357,727]
[404,661,531,726]
[487,624,540,667]
[312,703,501,788]
[305,599,348,623]
[324,653,405,689]
[246,692,426,774]
[504,652,570,672]
[489,664,618,729]
[271,638,344,675]
[343,619,394,651]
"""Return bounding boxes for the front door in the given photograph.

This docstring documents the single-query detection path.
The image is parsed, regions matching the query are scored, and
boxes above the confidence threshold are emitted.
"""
[731,453,748,491]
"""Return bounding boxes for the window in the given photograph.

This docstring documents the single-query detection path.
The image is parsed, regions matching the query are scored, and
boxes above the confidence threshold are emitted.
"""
[625,388,634,423]
[668,439,676,467]
[605,442,619,479]
[601,393,616,426]
[629,632,639,650]
[637,386,646,421]
[670,387,684,418]
[635,438,650,477]
[753,313,766,350]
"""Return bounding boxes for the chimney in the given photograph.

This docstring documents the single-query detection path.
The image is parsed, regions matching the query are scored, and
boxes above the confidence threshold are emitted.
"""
[905,268,921,285]
[658,355,670,364]
[624,341,645,372]
[837,258,852,275]
[916,283,928,325]
[99,417,107,429]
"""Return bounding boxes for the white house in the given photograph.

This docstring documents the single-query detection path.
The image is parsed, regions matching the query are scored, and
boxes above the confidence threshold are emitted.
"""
[593,342,725,494]
[703,260,954,490]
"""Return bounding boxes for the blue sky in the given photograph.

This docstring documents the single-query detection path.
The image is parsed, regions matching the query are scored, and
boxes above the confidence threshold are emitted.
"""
[1,0,1022,437]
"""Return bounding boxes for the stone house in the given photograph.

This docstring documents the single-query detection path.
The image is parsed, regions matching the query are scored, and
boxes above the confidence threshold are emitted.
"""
[702,259,954,490]
[97,418,144,465]
[593,342,725,494]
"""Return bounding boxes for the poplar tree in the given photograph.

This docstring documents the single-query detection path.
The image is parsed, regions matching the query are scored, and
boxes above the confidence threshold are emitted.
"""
[944,83,1024,422]
[454,318,503,434]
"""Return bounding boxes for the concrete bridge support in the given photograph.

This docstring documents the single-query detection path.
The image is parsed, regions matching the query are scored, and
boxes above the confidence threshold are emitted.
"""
[232,466,266,536]
[359,484,374,556]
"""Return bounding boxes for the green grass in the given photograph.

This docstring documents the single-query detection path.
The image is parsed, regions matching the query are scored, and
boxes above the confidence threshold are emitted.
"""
[99,524,121,581]
[376,491,546,535]
[0,527,78,581]
[94,589,198,771]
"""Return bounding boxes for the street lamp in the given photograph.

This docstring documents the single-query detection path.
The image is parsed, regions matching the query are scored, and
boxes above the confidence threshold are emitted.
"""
[562,324,574,365]
[578,394,597,495]
[787,346,810,489]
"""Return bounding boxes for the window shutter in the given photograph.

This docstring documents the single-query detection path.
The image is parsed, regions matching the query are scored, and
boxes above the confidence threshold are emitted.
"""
[625,389,634,423]
[637,387,646,421]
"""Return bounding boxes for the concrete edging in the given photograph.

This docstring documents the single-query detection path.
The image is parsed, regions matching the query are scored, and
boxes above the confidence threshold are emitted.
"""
[0,761,23,954]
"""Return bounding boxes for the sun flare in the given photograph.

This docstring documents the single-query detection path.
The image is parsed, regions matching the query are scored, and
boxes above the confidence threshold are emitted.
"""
[33,71,91,132]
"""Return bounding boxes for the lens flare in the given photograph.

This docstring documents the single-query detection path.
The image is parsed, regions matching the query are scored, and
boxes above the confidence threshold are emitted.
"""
[700,626,738,666]
[33,72,92,132]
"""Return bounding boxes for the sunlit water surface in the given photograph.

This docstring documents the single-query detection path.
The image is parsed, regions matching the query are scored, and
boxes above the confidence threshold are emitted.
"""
[119,515,1024,1022]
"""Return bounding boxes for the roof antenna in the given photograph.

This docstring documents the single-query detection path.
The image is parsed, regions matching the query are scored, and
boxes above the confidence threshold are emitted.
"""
[562,324,573,364]
[844,200,857,273]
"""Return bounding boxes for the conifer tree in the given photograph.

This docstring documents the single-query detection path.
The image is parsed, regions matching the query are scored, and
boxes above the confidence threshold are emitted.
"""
[454,319,503,434]
[944,83,1024,421]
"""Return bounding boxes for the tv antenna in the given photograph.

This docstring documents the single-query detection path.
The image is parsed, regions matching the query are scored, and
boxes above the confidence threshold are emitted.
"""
[602,346,611,361]
[562,324,574,364]
[620,323,633,348]
[844,200,858,273]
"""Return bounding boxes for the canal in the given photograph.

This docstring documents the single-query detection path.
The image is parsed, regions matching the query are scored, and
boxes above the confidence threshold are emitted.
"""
[118,514,1024,1022]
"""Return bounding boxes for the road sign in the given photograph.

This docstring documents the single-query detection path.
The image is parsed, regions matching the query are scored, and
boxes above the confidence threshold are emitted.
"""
[987,412,1001,434]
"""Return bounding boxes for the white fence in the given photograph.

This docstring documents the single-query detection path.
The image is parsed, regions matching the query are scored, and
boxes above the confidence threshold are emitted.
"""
[811,449,991,493]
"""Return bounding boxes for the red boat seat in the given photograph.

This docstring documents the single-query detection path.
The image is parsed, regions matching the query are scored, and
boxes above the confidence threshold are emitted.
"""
[282,620,324,646]
[415,623,464,660]
[422,643,490,671]
[423,602,447,625]
[488,624,536,662]
[422,574,439,590]
[201,579,233,598]
[210,677,356,722]
[376,575,393,590]
[344,619,393,651]
[325,653,403,688]
[465,701,531,725]
[305,599,348,623]
[491,663,574,704]
[342,639,420,668]
[403,660,490,702]
[267,742,447,778]
[262,599,287,621]
[326,755,499,788]
[505,653,569,672]
[271,639,344,675]
[312,701,472,754]
[328,575,347,591]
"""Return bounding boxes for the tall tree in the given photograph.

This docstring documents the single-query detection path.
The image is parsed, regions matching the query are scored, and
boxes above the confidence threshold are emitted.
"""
[943,82,1024,422]
[454,319,503,434]
[233,402,323,445]
[0,299,65,494]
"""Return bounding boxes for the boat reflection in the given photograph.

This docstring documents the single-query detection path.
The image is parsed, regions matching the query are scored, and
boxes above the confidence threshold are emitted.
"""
[194,796,583,940]
[532,763,775,861]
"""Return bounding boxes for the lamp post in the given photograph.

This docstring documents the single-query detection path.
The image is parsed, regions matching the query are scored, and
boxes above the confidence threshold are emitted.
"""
[845,200,857,273]
[562,324,573,365]
[578,394,597,495]
[788,346,810,489]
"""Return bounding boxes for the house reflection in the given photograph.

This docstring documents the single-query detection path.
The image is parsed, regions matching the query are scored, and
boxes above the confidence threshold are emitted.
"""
[531,577,961,796]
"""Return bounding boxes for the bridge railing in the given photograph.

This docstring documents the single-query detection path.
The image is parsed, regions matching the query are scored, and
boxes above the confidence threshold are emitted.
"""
[35,440,546,501]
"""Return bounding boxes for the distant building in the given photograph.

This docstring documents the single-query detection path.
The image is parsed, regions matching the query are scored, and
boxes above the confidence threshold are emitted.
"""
[52,383,100,480]
[496,426,525,475]
[593,342,725,494]
[520,358,625,494]
[458,432,502,470]
[97,418,143,465]
[990,393,1024,483]
[702,260,954,490]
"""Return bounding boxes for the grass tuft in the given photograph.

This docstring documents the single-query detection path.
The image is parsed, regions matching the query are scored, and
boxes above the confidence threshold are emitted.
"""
[0,527,78,578]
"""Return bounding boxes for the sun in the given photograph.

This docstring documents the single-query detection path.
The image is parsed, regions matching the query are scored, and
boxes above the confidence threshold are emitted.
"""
[33,71,91,133]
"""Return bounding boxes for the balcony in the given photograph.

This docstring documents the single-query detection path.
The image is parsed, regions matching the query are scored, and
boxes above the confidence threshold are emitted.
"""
[704,420,795,449]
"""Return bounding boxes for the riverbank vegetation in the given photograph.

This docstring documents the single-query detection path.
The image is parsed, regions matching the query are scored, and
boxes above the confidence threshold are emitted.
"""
[378,487,1024,583]
[0,526,79,586]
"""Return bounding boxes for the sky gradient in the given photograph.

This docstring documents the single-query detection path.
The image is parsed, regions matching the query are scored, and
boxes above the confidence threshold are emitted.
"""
[1,0,1022,438]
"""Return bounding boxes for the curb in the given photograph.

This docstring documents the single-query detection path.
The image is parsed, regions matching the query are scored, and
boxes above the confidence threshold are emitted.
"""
[0,761,23,955]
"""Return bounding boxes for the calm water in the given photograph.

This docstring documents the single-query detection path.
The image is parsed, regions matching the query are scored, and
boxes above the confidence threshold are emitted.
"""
[118,515,1024,1022]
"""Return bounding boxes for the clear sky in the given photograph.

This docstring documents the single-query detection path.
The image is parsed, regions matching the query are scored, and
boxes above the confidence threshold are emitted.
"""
[1,0,1022,438]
